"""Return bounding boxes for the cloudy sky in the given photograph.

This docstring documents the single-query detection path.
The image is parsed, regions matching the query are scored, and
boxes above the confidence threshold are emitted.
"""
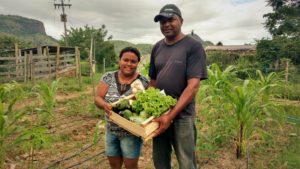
[0,0,273,45]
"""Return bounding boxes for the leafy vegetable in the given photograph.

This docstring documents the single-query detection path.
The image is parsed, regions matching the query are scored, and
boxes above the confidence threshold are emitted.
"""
[121,109,133,119]
[113,99,130,112]
[132,88,176,117]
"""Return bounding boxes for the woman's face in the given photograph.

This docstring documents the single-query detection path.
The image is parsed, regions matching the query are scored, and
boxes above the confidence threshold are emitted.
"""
[119,51,139,77]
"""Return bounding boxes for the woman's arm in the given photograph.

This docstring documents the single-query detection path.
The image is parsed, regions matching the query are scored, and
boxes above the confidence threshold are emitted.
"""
[94,82,112,114]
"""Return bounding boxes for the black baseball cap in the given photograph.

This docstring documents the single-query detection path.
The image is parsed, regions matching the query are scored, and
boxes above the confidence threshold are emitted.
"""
[154,4,182,22]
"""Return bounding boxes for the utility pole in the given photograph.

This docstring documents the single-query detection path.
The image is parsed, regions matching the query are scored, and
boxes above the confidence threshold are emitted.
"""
[54,0,71,46]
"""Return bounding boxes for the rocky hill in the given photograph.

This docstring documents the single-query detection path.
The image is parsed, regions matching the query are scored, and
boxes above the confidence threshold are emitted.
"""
[0,14,58,46]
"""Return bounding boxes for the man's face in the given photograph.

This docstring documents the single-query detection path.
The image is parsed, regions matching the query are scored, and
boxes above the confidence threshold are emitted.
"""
[159,15,182,39]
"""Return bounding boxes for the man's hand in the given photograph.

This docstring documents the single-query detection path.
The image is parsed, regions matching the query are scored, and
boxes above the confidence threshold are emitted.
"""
[152,114,173,137]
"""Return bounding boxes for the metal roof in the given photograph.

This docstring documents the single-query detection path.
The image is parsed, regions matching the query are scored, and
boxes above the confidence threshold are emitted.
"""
[205,45,256,51]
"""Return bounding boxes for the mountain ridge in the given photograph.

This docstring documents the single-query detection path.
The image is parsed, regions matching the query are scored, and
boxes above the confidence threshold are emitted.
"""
[0,14,58,46]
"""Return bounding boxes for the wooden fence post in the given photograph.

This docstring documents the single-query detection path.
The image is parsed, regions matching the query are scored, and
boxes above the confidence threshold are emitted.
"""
[284,59,290,100]
[45,47,51,78]
[19,49,22,78]
[75,47,82,88]
[56,45,60,79]
[24,52,27,82]
[29,50,33,81]
[14,43,19,79]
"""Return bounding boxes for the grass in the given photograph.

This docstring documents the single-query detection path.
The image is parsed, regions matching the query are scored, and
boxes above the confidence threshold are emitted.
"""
[3,66,299,168]
[278,136,300,169]
[248,104,300,169]
[273,83,300,101]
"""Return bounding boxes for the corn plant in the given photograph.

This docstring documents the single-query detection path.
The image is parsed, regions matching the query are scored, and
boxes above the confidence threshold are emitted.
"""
[198,64,237,146]
[224,80,264,158]
[199,64,281,159]
[15,127,51,169]
[0,82,24,168]
[255,70,280,103]
[34,80,59,124]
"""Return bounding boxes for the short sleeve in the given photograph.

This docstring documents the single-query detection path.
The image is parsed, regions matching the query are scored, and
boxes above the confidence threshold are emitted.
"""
[101,71,114,85]
[138,75,149,89]
[186,43,208,80]
[149,43,159,80]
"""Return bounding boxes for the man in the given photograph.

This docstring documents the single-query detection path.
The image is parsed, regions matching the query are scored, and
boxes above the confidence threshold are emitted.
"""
[149,4,208,169]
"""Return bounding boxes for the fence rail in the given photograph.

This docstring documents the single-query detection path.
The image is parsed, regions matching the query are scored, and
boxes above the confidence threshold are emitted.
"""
[0,45,81,83]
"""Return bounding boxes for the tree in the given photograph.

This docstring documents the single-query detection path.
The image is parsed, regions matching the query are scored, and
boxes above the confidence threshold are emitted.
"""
[257,36,300,66]
[59,25,116,69]
[257,1,300,68]
[263,0,300,37]
[216,41,223,46]
[0,33,31,52]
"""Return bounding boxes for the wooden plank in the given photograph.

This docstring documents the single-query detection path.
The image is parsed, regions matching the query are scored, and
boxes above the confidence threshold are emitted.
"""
[56,45,60,79]
[58,65,74,70]
[75,46,82,87]
[24,52,27,82]
[32,55,56,60]
[110,94,135,107]
[59,58,75,63]
[33,66,57,73]
[32,60,56,66]
[141,116,155,126]
[29,50,33,80]
[0,64,14,68]
[60,53,75,58]
[0,62,27,68]
[14,43,19,77]
[46,47,51,78]
[109,111,159,141]
[37,46,42,56]
[0,72,14,76]
[0,57,19,61]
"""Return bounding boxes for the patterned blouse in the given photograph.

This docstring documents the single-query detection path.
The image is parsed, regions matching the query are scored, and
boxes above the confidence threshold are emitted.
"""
[101,70,149,137]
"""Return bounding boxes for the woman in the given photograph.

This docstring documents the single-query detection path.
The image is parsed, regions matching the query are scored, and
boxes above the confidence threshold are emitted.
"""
[95,47,148,169]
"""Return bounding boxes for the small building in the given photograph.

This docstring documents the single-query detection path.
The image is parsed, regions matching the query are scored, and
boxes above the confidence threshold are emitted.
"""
[205,45,256,55]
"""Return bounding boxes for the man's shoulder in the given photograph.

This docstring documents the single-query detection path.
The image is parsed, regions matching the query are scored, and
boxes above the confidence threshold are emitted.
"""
[183,36,205,51]
[153,39,164,48]
[184,35,203,45]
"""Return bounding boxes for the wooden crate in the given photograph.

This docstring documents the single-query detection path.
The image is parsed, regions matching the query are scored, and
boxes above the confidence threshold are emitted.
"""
[109,111,159,141]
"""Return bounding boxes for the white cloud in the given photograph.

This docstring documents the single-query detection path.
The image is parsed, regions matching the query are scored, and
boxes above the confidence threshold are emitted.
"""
[0,0,273,45]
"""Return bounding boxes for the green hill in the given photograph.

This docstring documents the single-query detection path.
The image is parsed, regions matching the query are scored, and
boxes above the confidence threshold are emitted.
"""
[111,40,153,56]
[0,14,58,46]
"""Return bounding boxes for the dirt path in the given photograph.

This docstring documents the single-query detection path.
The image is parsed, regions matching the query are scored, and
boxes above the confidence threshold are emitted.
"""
[14,86,94,111]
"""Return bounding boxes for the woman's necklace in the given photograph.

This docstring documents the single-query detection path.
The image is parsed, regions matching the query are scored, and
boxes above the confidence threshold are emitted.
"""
[118,72,137,92]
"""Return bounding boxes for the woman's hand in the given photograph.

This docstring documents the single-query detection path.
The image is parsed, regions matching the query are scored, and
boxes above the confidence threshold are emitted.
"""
[103,102,112,115]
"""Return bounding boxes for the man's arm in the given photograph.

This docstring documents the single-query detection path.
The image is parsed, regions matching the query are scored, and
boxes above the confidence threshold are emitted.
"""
[153,77,200,136]
[148,79,156,88]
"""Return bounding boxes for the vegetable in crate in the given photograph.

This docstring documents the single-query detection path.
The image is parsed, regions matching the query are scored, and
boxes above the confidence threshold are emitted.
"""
[112,99,130,112]
[121,109,133,120]
[132,87,176,117]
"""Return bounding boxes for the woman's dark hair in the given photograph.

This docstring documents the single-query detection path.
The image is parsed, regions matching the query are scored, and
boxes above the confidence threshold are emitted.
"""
[119,47,141,61]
